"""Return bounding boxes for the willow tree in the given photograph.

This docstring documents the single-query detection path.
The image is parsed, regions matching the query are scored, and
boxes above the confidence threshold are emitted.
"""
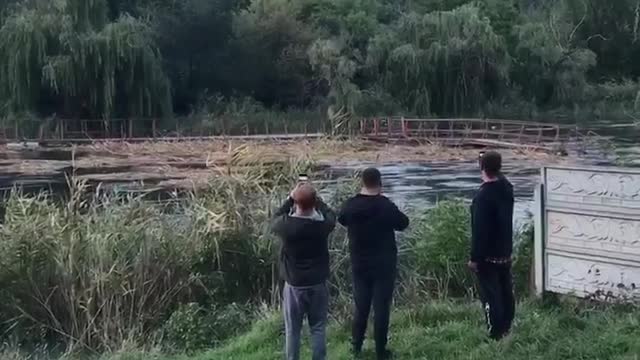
[309,38,363,133]
[512,0,597,107]
[368,4,510,116]
[0,0,170,120]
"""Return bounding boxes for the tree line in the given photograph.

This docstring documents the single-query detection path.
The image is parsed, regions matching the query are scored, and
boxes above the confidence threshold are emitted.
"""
[1,0,639,123]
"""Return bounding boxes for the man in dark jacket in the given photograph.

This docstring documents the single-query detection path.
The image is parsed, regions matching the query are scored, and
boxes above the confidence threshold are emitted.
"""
[272,183,336,360]
[338,168,409,360]
[468,151,515,340]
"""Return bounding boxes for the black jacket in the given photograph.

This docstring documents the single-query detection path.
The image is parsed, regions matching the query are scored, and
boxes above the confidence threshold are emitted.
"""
[470,176,514,263]
[338,194,409,266]
[271,198,336,287]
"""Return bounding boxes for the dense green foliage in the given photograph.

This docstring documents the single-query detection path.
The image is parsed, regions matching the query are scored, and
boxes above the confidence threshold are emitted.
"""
[2,0,640,124]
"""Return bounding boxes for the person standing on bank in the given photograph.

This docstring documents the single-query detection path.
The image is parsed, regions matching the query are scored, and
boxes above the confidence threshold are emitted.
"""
[338,168,409,360]
[272,183,336,360]
[468,151,516,340]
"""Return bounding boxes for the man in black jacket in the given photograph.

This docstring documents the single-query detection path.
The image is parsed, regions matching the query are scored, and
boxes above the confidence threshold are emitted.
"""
[339,168,409,360]
[468,151,515,340]
[272,183,336,360]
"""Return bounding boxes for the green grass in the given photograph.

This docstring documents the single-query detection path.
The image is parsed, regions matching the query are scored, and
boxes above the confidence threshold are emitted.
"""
[102,300,640,360]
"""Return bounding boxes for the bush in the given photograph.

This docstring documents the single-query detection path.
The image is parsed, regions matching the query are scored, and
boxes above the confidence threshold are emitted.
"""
[405,200,474,298]
[513,219,534,297]
[160,303,253,353]
[405,200,536,300]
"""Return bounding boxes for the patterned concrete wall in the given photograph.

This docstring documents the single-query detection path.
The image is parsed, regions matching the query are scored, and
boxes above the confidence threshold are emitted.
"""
[535,167,640,301]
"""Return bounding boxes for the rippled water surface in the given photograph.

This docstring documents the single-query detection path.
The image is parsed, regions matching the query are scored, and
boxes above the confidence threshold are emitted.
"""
[324,123,639,225]
[326,160,540,226]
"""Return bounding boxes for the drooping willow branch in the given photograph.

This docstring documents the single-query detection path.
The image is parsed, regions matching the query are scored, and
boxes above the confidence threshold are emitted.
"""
[0,0,170,119]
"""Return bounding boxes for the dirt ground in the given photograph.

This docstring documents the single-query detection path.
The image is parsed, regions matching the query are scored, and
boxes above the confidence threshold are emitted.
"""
[0,139,569,191]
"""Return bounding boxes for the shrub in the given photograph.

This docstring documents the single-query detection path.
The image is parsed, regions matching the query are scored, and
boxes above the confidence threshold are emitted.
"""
[404,200,536,300]
[513,218,535,297]
[405,200,474,298]
[160,303,253,353]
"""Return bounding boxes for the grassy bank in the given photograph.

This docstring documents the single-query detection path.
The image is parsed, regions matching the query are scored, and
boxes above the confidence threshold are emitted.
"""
[71,300,640,360]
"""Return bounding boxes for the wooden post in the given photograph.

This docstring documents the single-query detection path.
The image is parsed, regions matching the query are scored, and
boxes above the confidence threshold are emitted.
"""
[401,117,408,137]
[60,118,65,140]
[449,120,454,141]
[360,118,365,135]
[537,127,543,144]
[387,117,392,139]
[518,124,525,144]
[374,118,379,136]
[152,119,157,139]
[128,118,133,138]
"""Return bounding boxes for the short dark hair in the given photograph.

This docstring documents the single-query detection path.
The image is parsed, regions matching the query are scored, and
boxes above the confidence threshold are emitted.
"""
[479,151,502,177]
[362,167,382,188]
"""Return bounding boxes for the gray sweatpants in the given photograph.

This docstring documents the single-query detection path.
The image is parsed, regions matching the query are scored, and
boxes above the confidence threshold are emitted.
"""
[283,282,328,360]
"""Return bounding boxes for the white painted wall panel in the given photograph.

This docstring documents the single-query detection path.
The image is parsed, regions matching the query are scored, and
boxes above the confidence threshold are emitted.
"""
[546,253,640,301]
[546,210,640,262]
[536,166,640,302]
[545,167,640,211]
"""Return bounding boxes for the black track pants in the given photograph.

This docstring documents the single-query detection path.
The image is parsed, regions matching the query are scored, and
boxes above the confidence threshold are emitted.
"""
[475,263,515,339]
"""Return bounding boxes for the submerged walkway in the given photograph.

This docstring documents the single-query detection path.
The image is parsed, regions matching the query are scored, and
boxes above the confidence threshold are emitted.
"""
[358,117,583,152]
[1,117,596,153]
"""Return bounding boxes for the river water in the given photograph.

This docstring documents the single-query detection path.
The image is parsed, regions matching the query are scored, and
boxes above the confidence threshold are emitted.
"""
[324,122,640,226]
[326,160,539,226]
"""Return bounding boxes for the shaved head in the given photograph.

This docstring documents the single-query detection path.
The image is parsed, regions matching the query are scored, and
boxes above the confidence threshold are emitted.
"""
[292,184,317,211]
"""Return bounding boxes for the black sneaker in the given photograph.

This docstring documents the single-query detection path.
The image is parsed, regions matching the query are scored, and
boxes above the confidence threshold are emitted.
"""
[377,349,393,360]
